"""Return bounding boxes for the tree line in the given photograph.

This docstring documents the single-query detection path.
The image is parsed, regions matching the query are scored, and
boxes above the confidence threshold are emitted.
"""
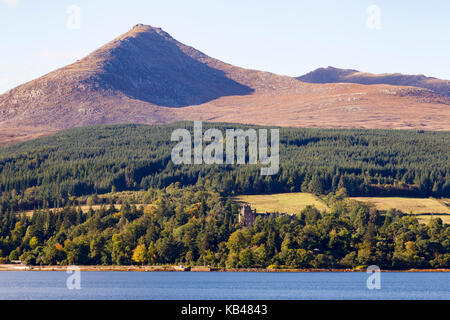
[0,185,448,269]
[0,123,448,213]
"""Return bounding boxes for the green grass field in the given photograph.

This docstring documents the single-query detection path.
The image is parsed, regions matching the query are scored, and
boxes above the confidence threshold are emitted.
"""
[233,192,329,214]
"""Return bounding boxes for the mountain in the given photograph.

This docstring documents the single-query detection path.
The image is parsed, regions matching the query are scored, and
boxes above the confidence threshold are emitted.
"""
[1,25,450,146]
[297,66,450,97]
[0,24,301,129]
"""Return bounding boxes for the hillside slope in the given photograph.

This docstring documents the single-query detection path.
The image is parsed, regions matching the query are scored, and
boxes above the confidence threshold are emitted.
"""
[297,66,450,97]
[1,25,450,145]
[1,123,448,207]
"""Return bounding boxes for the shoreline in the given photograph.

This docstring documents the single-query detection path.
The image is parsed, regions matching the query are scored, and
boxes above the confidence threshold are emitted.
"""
[0,264,449,272]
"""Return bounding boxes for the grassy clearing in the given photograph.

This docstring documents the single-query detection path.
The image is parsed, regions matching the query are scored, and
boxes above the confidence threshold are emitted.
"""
[417,215,450,225]
[19,190,449,225]
[233,192,329,214]
[351,197,450,214]
[234,193,450,224]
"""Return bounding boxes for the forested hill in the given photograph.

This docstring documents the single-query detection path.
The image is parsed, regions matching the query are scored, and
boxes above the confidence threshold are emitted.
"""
[0,122,449,211]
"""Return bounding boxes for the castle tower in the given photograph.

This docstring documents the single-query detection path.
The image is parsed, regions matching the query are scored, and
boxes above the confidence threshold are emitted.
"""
[239,204,256,227]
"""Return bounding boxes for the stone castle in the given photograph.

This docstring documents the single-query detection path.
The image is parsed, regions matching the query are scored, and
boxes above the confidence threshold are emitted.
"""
[239,204,257,227]
[239,204,293,227]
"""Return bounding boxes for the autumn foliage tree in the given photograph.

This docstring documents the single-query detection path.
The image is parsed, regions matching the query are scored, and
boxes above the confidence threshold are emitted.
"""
[132,244,147,265]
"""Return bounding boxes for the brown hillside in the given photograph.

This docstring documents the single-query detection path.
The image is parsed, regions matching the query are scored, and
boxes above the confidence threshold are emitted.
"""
[1,25,449,146]
[297,66,450,97]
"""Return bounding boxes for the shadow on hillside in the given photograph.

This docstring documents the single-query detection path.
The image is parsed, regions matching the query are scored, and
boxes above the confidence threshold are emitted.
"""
[98,31,255,107]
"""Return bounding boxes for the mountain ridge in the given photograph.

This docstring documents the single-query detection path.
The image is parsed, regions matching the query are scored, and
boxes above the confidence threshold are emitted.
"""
[297,66,450,97]
[1,24,450,146]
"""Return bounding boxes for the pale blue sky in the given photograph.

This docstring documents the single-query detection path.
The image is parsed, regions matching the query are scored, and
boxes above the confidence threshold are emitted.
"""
[1,0,449,93]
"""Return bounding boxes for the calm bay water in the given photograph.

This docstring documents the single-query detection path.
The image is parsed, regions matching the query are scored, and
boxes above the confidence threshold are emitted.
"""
[0,271,448,300]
